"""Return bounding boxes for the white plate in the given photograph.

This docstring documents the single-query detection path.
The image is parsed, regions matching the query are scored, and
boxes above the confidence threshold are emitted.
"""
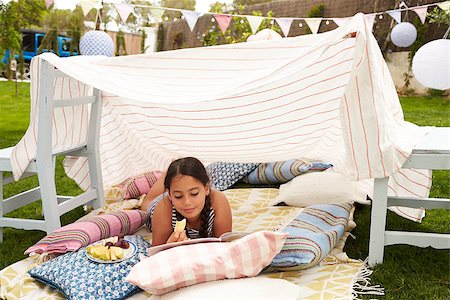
[86,240,137,264]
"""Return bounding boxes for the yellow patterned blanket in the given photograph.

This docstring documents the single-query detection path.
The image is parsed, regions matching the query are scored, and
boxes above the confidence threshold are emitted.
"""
[1,188,367,300]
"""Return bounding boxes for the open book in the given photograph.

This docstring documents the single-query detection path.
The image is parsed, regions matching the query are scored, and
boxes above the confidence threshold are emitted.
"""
[147,231,251,256]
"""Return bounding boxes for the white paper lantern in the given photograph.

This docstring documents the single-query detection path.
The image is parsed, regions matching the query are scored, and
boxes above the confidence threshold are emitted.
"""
[247,29,282,42]
[390,22,417,47]
[79,31,114,56]
[412,39,450,90]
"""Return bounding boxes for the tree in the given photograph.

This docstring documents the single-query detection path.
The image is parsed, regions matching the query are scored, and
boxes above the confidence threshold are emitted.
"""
[202,5,279,46]
[160,0,195,10]
[39,7,84,55]
[233,0,272,9]
[0,0,44,80]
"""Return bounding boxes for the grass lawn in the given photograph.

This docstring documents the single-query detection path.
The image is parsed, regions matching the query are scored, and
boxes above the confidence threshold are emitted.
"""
[0,81,449,299]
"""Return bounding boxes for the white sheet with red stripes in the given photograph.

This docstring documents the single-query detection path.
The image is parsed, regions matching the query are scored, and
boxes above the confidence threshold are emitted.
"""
[10,13,432,222]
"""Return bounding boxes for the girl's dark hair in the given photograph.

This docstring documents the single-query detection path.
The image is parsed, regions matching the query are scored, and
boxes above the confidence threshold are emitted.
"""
[164,157,212,238]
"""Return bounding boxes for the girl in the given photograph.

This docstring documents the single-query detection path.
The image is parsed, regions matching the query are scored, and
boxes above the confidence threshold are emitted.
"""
[140,157,232,246]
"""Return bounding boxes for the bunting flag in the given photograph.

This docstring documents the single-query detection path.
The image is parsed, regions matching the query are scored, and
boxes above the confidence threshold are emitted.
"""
[276,18,294,37]
[304,18,322,34]
[412,7,428,24]
[246,15,264,34]
[45,0,54,9]
[181,10,201,31]
[214,14,233,34]
[115,3,134,23]
[80,0,98,17]
[150,8,165,23]
[437,1,450,11]
[387,9,401,23]
[364,14,376,31]
[332,17,350,27]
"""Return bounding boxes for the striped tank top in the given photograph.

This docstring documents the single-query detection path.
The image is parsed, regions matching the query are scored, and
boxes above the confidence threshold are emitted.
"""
[146,193,215,239]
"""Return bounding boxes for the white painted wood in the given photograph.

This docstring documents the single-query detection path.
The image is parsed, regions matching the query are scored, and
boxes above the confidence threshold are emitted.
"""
[402,153,450,169]
[385,231,450,248]
[369,177,389,266]
[412,127,450,154]
[0,171,3,241]
[3,187,41,214]
[387,197,450,209]
[53,96,96,108]
[0,64,106,239]
[0,147,13,171]
[86,88,105,210]
[369,127,450,266]
[0,217,47,231]
[36,60,61,234]
[58,190,97,215]
[57,195,74,204]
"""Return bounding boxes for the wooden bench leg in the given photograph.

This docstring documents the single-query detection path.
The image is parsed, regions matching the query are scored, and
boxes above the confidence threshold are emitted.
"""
[369,177,389,266]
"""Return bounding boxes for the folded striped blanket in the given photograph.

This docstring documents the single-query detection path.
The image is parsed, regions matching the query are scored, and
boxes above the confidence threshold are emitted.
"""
[269,203,352,270]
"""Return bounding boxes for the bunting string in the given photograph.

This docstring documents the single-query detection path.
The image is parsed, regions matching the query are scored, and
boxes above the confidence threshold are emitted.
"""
[46,0,449,36]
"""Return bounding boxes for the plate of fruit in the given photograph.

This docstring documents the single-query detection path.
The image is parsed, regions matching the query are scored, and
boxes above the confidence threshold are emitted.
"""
[86,236,137,263]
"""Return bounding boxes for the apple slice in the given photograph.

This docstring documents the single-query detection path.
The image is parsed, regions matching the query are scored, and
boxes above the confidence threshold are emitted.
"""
[174,218,186,233]
[110,246,124,260]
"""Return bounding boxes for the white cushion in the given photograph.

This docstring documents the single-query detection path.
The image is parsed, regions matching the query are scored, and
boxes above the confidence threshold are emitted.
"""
[272,172,367,206]
[149,277,300,300]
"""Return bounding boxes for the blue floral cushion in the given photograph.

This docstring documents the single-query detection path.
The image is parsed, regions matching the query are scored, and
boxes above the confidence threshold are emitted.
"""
[206,162,259,191]
[29,235,150,300]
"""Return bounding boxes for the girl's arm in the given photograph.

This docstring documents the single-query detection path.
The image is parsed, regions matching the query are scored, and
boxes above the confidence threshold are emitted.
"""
[140,172,166,212]
[150,196,187,246]
[210,189,232,238]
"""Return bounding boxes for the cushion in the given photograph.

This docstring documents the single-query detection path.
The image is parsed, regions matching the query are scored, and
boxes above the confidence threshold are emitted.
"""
[25,210,148,255]
[149,277,300,300]
[269,203,352,270]
[242,159,333,184]
[206,162,259,191]
[125,231,287,295]
[272,172,367,207]
[28,235,150,300]
[115,171,163,199]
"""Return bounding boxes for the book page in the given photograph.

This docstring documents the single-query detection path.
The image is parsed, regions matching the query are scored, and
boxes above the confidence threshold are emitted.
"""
[146,231,253,256]
[147,237,221,256]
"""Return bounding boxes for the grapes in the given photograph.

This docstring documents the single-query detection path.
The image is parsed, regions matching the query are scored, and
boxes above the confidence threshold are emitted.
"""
[103,237,130,250]
[121,240,130,249]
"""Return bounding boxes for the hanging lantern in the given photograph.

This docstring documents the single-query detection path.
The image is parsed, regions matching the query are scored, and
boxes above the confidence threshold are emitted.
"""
[412,39,450,90]
[390,22,417,47]
[79,31,115,57]
[247,29,282,42]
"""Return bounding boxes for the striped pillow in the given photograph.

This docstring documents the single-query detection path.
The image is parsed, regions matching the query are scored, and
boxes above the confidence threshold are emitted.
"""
[269,203,351,270]
[24,210,148,255]
[116,171,163,199]
[242,159,332,184]
[125,231,287,295]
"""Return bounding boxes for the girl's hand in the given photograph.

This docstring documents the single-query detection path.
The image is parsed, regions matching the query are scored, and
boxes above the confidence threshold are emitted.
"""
[166,230,188,244]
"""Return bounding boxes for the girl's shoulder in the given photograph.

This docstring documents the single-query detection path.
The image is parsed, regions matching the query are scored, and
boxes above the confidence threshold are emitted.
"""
[210,189,229,210]
[153,194,173,215]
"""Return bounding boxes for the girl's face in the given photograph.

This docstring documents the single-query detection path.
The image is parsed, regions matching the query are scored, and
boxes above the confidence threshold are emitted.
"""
[168,174,210,220]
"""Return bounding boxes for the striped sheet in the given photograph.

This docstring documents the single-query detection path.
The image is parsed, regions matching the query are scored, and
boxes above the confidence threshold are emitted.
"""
[10,13,430,206]
[24,210,148,255]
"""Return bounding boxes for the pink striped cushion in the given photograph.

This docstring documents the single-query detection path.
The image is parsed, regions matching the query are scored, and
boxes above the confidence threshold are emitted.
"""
[116,171,163,199]
[24,210,148,255]
[125,231,287,295]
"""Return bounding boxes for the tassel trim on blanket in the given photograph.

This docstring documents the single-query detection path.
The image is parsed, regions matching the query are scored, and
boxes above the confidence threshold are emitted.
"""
[351,258,385,299]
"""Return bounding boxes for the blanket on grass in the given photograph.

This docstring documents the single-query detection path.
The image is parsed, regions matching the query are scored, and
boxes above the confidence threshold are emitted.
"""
[0,188,378,300]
